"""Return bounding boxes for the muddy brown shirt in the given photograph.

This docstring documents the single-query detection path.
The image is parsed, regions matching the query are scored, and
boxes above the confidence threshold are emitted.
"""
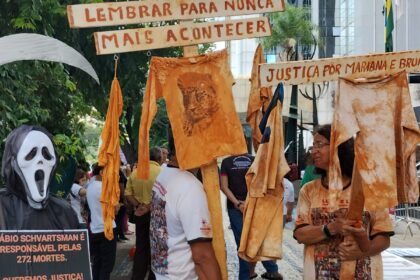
[330,71,420,211]
[137,49,247,179]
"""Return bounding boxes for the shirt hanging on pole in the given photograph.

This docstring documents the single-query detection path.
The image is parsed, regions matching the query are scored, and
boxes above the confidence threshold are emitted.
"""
[329,70,420,211]
[98,70,123,240]
[239,84,290,262]
[137,49,246,179]
[247,44,272,153]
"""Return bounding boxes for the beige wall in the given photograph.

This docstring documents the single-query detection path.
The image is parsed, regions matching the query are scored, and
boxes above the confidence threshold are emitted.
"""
[231,78,251,114]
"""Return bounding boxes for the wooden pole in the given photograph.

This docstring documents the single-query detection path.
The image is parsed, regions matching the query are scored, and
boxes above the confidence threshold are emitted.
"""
[201,160,228,280]
[182,44,228,280]
[339,167,365,280]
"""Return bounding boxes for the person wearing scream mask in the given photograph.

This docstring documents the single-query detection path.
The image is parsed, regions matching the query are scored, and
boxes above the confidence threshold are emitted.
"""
[294,124,394,280]
[0,125,79,230]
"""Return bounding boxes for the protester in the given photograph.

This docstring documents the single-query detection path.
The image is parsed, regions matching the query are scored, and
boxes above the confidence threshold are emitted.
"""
[299,149,320,189]
[220,153,283,280]
[0,125,79,230]
[68,168,88,228]
[125,147,163,280]
[283,178,294,227]
[160,146,169,164]
[86,163,117,280]
[294,124,394,279]
[121,164,133,235]
[149,130,221,279]
[285,161,300,182]
[115,169,129,242]
[124,163,132,177]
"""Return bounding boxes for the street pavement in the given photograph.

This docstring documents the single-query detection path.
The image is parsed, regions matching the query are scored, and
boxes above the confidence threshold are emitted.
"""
[110,214,303,280]
[110,199,420,279]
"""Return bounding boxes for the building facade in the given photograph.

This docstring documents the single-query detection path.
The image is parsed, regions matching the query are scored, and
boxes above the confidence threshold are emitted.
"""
[313,0,420,123]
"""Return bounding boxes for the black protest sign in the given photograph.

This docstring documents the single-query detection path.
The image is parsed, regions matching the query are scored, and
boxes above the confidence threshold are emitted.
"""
[0,230,91,280]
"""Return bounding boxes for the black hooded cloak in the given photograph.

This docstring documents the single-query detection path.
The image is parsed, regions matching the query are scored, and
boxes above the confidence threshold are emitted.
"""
[0,125,79,230]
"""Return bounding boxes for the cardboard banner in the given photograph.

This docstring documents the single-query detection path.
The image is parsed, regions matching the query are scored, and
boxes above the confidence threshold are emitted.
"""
[94,17,272,55]
[68,0,284,28]
[259,50,420,86]
[0,230,91,280]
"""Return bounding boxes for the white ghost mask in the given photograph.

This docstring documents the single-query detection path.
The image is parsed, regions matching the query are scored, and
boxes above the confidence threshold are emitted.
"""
[16,131,56,206]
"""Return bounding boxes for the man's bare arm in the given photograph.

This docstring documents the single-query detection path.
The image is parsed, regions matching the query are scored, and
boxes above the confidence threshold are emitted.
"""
[190,241,222,280]
[125,195,139,207]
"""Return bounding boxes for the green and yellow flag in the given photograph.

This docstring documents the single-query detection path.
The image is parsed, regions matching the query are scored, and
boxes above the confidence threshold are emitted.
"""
[385,0,394,52]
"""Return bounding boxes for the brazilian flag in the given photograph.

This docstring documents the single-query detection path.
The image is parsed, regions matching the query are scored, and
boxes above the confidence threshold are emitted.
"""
[385,0,394,52]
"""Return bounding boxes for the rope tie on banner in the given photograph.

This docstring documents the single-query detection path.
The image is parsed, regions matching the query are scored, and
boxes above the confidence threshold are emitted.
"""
[144,50,152,79]
[146,50,152,66]
[114,54,119,79]
[113,9,123,78]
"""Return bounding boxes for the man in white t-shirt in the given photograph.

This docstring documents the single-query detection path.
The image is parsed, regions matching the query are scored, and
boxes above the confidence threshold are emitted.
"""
[69,169,88,228]
[149,133,221,280]
[283,178,295,227]
[86,164,117,280]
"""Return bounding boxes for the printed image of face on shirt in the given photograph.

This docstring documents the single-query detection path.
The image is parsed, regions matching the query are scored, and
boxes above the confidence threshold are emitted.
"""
[177,73,219,136]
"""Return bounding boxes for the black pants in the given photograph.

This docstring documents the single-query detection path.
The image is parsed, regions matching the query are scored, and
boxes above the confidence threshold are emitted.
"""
[90,229,117,280]
[132,212,155,280]
[115,205,127,239]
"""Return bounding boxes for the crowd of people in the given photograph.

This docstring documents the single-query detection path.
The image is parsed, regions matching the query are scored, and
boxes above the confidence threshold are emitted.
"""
[66,146,169,280]
[67,124,391,280]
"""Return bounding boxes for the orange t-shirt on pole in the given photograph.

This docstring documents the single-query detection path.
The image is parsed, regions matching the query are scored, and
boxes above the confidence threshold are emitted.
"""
[98,70,123,240]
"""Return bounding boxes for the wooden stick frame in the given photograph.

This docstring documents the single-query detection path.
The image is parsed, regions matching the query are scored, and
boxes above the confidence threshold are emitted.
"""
[67,0,285,28]
[259,50,420,86]
[259,50,420,279]
[67,1,286,279]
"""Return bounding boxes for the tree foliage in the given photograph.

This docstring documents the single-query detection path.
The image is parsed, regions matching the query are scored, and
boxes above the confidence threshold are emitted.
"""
[261,4,318,165]
[0,0,211,171]
[262,4,316,52]
[0,0,94,168]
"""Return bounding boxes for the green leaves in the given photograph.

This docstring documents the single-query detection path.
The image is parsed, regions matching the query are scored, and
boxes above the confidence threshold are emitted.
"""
[53,134,84,162]
[65,79,77,92]
[262,4,317,51]
[0,0,212,168]
[10,18,36,30]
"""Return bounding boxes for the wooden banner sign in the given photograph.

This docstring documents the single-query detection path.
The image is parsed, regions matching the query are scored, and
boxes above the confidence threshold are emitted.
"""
[68,0,284,28]
[259,50,420,86]
[94,17,271,55]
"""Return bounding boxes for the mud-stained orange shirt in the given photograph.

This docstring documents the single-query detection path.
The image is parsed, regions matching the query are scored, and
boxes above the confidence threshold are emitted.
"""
[295,179,394,280]
[137,50,246,179]
[329,71,420,211]
[239,88,289,261]
[247,44,272,152]
[98,77,123,240]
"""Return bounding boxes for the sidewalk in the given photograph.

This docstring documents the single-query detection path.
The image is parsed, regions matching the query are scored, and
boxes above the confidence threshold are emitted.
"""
[110,218,303,280]
[111,226,136,280]
[383,218,420,280]
[111,208,420,279]
[389,219,420,265]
